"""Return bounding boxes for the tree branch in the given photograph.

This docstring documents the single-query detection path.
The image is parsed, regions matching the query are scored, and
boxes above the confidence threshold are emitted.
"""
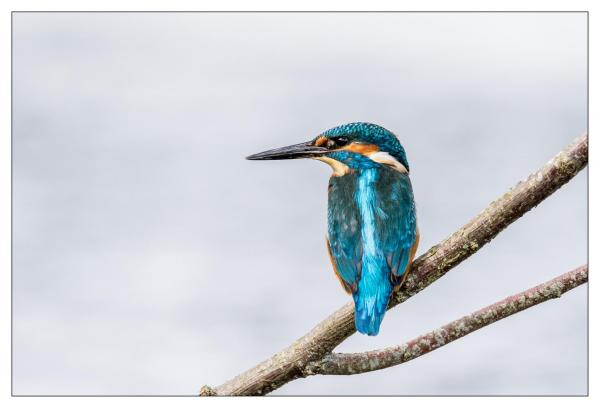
[201,133,587,396]
[303,264,588,376]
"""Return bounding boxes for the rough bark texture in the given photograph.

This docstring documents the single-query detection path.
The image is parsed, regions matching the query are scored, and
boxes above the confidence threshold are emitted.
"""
[200,133,587,396]
[304,265,588,375]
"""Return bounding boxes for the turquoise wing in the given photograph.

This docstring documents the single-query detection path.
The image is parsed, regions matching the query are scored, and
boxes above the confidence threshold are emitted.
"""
[327,174,362,293]
[327,168,417,292]
[375,168,418,285]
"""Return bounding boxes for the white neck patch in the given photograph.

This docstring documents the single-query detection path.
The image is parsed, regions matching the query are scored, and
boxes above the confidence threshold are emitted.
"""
[368,152,408,173]
[314,156,350,176]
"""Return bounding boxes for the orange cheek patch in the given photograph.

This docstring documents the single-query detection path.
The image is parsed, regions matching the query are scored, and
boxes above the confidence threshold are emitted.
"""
[314,136,328,147]
[342,142,380,155]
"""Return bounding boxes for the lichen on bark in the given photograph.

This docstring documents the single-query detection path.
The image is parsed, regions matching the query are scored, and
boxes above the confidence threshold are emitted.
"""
[201,134,587,396]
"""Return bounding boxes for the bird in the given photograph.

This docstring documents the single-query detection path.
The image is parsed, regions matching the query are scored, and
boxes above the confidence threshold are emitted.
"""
[246,123,418,336]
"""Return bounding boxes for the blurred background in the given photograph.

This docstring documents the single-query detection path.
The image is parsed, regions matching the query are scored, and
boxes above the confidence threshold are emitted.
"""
[12,12,587,395]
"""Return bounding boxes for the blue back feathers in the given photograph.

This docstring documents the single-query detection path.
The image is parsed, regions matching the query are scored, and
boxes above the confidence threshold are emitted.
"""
[327,154,417,335]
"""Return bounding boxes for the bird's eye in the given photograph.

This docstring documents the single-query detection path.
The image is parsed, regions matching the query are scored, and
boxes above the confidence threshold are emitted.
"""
[323,136,350,149]
[333,137,349,146]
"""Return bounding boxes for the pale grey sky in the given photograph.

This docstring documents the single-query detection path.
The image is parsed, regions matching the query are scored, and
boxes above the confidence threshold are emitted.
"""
[13,12,587,395]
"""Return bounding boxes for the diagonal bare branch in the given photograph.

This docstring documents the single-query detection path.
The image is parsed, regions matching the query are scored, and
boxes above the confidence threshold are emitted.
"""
[201,133,587,396]
[304,264,588,376]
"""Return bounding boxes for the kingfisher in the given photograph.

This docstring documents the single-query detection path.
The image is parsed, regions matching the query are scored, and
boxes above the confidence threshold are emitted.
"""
[247,123,418,336]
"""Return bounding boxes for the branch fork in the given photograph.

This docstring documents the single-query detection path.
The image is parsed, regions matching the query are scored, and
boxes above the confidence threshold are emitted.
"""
[201,133,588,396]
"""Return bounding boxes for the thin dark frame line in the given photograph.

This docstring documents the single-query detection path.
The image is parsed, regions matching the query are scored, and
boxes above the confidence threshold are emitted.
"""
[585,9,590,398]
[10,9,14,398]
[11,394,591,397]
[10,10,590,397]
[10,10,591,13]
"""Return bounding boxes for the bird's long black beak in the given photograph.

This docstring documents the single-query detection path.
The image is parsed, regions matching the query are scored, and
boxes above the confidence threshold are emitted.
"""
[246,141,328,160]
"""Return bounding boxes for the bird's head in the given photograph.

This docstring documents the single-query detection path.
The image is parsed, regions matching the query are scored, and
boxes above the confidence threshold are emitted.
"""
[246,122,409,176]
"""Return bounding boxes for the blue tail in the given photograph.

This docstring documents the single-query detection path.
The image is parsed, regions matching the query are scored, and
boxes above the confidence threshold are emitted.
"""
[353,266,393,336]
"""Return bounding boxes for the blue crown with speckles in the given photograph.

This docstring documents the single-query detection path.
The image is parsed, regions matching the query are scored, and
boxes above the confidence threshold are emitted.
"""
[321,122,409,171]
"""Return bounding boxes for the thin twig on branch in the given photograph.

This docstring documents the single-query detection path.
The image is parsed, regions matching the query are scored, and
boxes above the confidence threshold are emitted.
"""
[304,264,588,376]
[201,133,587,396]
